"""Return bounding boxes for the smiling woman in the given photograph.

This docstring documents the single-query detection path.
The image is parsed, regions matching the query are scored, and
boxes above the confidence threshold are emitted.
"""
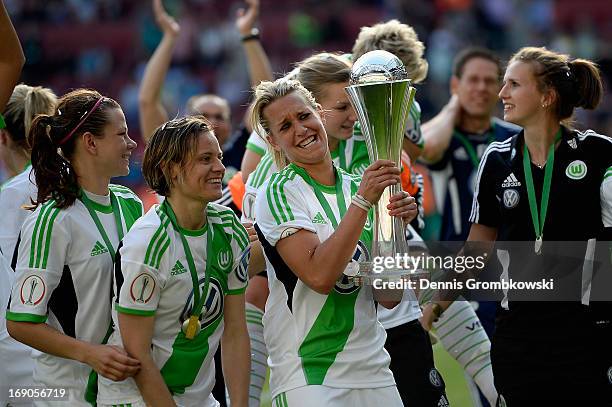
[6,89,144,406]
[250,78,418,407]
[96,116,251,407]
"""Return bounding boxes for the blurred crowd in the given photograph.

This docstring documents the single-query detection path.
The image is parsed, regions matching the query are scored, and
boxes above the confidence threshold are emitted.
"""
[4,0,612,214]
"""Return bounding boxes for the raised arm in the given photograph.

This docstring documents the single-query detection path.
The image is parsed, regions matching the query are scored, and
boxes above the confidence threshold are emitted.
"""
[0,0,25,112]
[421,94,460,164]
[138,0,180,143]
[236,0,273,90]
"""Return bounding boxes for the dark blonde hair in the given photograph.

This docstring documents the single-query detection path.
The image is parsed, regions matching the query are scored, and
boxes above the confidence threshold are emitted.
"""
[295,53,351,101]
[29,89,120,208]
[143,116,214,196]
[3,84,57,151]
[352,19,428,84]
[250,79,319,169]
[510,47,603,124]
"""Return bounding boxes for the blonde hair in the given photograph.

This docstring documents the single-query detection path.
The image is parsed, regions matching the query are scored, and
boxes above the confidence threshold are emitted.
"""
[295,53,351,101]
[352,19,428,84]
[510,47,603,125]
[143,116,214,196]
[250,79,319,169]
[3,84,57,150]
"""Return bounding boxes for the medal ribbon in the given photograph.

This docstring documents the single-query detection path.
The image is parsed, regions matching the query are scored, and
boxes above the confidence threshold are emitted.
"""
[161,199,213,339]
[453,127,495,168]
[289,163,346,230]
[79,190,124,262]
[522,129,562,243]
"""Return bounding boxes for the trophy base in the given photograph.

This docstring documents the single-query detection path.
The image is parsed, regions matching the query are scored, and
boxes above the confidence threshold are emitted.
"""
[350,262,429,287]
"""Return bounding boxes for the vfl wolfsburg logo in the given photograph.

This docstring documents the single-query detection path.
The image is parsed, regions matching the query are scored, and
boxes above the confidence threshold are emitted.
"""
[180,277,223,330]
[20,275,46,305]
[217,249,232,269]
[566,160,587,180]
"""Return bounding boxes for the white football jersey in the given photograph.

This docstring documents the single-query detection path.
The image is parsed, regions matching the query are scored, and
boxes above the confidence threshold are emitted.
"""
[0,165,37,257]
[97,202,249,407]
[254,164,395,399]
[7,185,143,404]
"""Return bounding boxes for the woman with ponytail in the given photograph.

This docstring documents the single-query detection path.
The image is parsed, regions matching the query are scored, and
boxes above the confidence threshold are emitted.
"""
[422,46,612,405]
[6,89,144,406]
[0,84,57,256]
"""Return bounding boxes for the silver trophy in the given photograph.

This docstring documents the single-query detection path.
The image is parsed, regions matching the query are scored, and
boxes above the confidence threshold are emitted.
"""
[345,50,419,285]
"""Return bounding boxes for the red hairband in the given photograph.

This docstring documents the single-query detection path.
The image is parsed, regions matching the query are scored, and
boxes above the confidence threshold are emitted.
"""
[58,96,105,146]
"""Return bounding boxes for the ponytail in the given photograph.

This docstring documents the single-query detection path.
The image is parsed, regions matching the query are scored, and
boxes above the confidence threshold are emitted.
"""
[569,59,603,110]
[28,114,79,209]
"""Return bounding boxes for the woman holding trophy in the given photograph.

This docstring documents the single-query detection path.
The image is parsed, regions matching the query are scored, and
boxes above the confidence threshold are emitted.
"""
[251,77,417,406]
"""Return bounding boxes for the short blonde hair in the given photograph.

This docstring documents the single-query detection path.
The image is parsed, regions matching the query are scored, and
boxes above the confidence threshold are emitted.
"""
[352,20,428,84]
[250,79,319,170]
[143,116,214,196]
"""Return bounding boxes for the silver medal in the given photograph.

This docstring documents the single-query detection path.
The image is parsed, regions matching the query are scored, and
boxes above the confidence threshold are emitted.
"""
[534,236,543,255]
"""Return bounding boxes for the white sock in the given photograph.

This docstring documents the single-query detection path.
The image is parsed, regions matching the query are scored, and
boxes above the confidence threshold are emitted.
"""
[433,301,497,405]
[246,302,267,407]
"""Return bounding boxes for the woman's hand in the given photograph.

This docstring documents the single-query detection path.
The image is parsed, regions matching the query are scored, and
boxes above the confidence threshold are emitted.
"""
[153,0,180,37]
[387,191,418,223]
[357,160,401,205]
[242,222,258,243]
[83,344,140,381]
[236,0,259,37]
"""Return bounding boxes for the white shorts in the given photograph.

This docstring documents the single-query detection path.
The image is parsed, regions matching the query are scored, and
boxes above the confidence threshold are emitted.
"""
[273,385,403,407]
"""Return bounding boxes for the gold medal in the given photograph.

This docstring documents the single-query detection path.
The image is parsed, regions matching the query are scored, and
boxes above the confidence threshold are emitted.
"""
[182,315,201,339]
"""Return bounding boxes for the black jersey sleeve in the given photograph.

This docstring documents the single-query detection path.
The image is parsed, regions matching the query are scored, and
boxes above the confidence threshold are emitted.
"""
[469,143,505,228]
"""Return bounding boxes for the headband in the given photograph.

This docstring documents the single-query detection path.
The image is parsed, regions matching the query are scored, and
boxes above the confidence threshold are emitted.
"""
[58,96,104,146]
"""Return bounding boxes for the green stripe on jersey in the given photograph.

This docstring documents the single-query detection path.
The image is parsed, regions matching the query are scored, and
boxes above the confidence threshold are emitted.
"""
[110,184,143,230]
[266,170,297,225]
[5,311,47,323]
[246,141,266,156]
[298,289,360,385]
[144,208,171,268]
[250,153,275,189]
[29,201,60,269]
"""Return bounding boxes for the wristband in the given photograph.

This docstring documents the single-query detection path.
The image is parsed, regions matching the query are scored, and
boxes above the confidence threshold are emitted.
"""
[351,193,373,213]
[241,28,260,42]
[0,113,5,129]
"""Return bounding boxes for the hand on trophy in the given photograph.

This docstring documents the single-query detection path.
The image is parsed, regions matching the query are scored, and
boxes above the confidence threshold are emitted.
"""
[242,222,259,243]
[387,191,417,224]
[357,159,401,204]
